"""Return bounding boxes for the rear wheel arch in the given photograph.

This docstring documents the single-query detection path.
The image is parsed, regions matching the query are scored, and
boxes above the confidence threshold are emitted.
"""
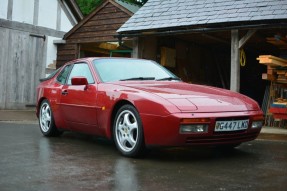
[37,97,48,117]
[38,99,62,137]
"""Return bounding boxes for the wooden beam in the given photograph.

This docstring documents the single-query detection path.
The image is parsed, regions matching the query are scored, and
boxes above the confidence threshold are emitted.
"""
[239,29,256,48]
[7,0,13,20]
[0,18,65,37]
[201,34,229,44]
[132,37,139,58]
[230,29,240,92]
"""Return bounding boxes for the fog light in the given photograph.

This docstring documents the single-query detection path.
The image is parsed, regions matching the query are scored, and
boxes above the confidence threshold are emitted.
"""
[252,121,263,128]
[180,124,208,133]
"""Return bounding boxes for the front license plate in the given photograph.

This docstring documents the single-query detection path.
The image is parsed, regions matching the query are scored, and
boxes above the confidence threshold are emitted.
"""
[215,120,249,132]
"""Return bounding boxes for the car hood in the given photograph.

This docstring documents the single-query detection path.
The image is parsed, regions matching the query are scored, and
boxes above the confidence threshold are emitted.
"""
[115,82,259,112]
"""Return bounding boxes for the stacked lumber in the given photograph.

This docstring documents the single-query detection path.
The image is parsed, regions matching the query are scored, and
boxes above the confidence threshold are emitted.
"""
[257,55,287,67]
[266,37,287,50]
[258,55,287,83]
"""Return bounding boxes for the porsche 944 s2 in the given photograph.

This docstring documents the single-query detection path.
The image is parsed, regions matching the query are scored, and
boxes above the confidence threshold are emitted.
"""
[36,58,263,157]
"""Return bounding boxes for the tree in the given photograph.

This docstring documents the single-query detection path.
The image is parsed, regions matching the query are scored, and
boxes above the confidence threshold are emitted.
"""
[76,0,148,16]
[124,0,148,6]
[76,0,104,16]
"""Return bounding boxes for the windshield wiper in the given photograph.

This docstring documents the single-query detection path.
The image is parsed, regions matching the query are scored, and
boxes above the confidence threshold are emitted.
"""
[120,77,155,81]
[156,77,181,81]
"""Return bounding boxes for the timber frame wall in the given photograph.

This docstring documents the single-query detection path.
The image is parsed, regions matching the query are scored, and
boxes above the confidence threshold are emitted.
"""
[56,0,133,68]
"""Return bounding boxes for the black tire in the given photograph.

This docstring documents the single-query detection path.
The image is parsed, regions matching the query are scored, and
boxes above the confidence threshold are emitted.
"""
[113,104,145,157]
[39,99,62,137]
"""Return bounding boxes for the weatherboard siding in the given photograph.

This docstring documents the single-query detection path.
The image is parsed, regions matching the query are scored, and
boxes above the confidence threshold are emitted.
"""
[0,29,46,109]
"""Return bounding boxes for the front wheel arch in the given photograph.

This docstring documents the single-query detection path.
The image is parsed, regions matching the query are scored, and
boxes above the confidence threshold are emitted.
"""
[110,100,134,139]
[112,103,145,157]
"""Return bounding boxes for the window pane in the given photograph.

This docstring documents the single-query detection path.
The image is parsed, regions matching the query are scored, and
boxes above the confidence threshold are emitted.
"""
[56,65,71,84]
[67,63,94,85]
[93,59,177,82]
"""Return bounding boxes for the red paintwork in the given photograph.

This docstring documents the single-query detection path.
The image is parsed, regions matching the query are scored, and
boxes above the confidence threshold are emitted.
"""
[71,76,88,86]
[36,58,263,147]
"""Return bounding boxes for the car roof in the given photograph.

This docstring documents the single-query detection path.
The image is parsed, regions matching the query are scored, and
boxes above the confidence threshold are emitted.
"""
[64,57,149,65]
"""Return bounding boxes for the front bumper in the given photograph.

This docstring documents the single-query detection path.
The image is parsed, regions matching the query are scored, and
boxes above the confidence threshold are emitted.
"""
[141,110,263,147]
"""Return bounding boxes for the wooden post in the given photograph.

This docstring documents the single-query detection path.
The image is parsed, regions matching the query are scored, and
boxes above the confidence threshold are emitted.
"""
[230,30,240,92]
[230,29,256,92]
[132,37,139,58]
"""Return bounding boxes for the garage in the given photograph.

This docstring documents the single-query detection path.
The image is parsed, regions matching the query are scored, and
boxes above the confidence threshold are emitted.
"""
[117,0,287,127]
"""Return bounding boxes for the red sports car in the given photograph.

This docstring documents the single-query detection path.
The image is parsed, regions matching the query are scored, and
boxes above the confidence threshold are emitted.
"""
[36,58,263,157]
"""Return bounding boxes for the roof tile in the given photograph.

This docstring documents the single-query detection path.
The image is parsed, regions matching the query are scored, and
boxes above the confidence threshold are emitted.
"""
[117,0,287,33]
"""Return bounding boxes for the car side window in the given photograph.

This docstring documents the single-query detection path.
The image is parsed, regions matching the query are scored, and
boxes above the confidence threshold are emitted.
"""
[56,65,72,84]
[67,63,94,85]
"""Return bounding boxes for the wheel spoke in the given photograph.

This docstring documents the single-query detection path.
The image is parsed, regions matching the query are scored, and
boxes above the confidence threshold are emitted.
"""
[127,136,136,147]
[124,113,138,130]
[46,113,51,122]
[119,136,128,148]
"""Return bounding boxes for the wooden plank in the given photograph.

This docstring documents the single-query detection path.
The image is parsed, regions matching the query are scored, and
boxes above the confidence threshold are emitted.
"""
[6,30,22,108]
[276,70,286,75]
[0,18,65,38]
[67,36,117,43]
[262,73,276,81]
[57,50,78,55]
[75,24,123,33]
[57,44,77,50]
[238,30,256,48]
[267,68,275,75]
[97,7,122,14]
[68,31,117,39]
[90,12,129,21]
[56,54,76,61]
[258,55,287,63]
[257,55,287,67]
[266,37,287,49]
[132,37,139,58]
[0,28,9,108]
[3,29,42,109]
[230,29,240,92]
[84,17,129,27]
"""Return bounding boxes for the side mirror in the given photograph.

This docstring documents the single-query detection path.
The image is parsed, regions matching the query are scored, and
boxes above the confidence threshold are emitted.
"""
[71,76,88,89]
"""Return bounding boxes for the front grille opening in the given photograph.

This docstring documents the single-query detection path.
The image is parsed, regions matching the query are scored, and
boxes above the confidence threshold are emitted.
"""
[186,132,258,144]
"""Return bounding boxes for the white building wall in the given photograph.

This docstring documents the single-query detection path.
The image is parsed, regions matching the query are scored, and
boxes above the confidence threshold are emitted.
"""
[61,8,73,31]
[38,0,58,30]
[1,0,78,74]
[46,36,61,69]
[0,0,80,109]
[0,0,8,19]
[1,0,75,31]
[12,0,34,24]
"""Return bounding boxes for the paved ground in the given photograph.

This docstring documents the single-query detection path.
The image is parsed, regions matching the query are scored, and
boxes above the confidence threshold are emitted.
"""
[0,122,286,191]
[0,110,37,122]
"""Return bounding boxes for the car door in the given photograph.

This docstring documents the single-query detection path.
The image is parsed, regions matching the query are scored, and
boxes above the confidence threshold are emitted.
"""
[59,62,99,133]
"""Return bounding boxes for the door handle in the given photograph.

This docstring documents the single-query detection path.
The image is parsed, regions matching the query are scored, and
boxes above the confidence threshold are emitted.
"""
[62,90,68,95]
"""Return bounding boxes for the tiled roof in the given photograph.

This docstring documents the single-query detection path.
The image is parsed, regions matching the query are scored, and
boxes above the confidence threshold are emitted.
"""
[117,0,287,33]
[115,0,140,13]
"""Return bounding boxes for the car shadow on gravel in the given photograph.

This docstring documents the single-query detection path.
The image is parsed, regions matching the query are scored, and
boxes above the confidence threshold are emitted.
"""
[48,131,258,162]
[140,144,259,163]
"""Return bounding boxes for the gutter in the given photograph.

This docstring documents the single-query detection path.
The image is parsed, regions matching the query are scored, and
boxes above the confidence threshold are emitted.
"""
[116,22,287,38]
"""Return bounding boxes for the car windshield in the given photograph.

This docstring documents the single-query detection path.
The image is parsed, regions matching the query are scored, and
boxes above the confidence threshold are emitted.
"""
[93,58,179,82]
